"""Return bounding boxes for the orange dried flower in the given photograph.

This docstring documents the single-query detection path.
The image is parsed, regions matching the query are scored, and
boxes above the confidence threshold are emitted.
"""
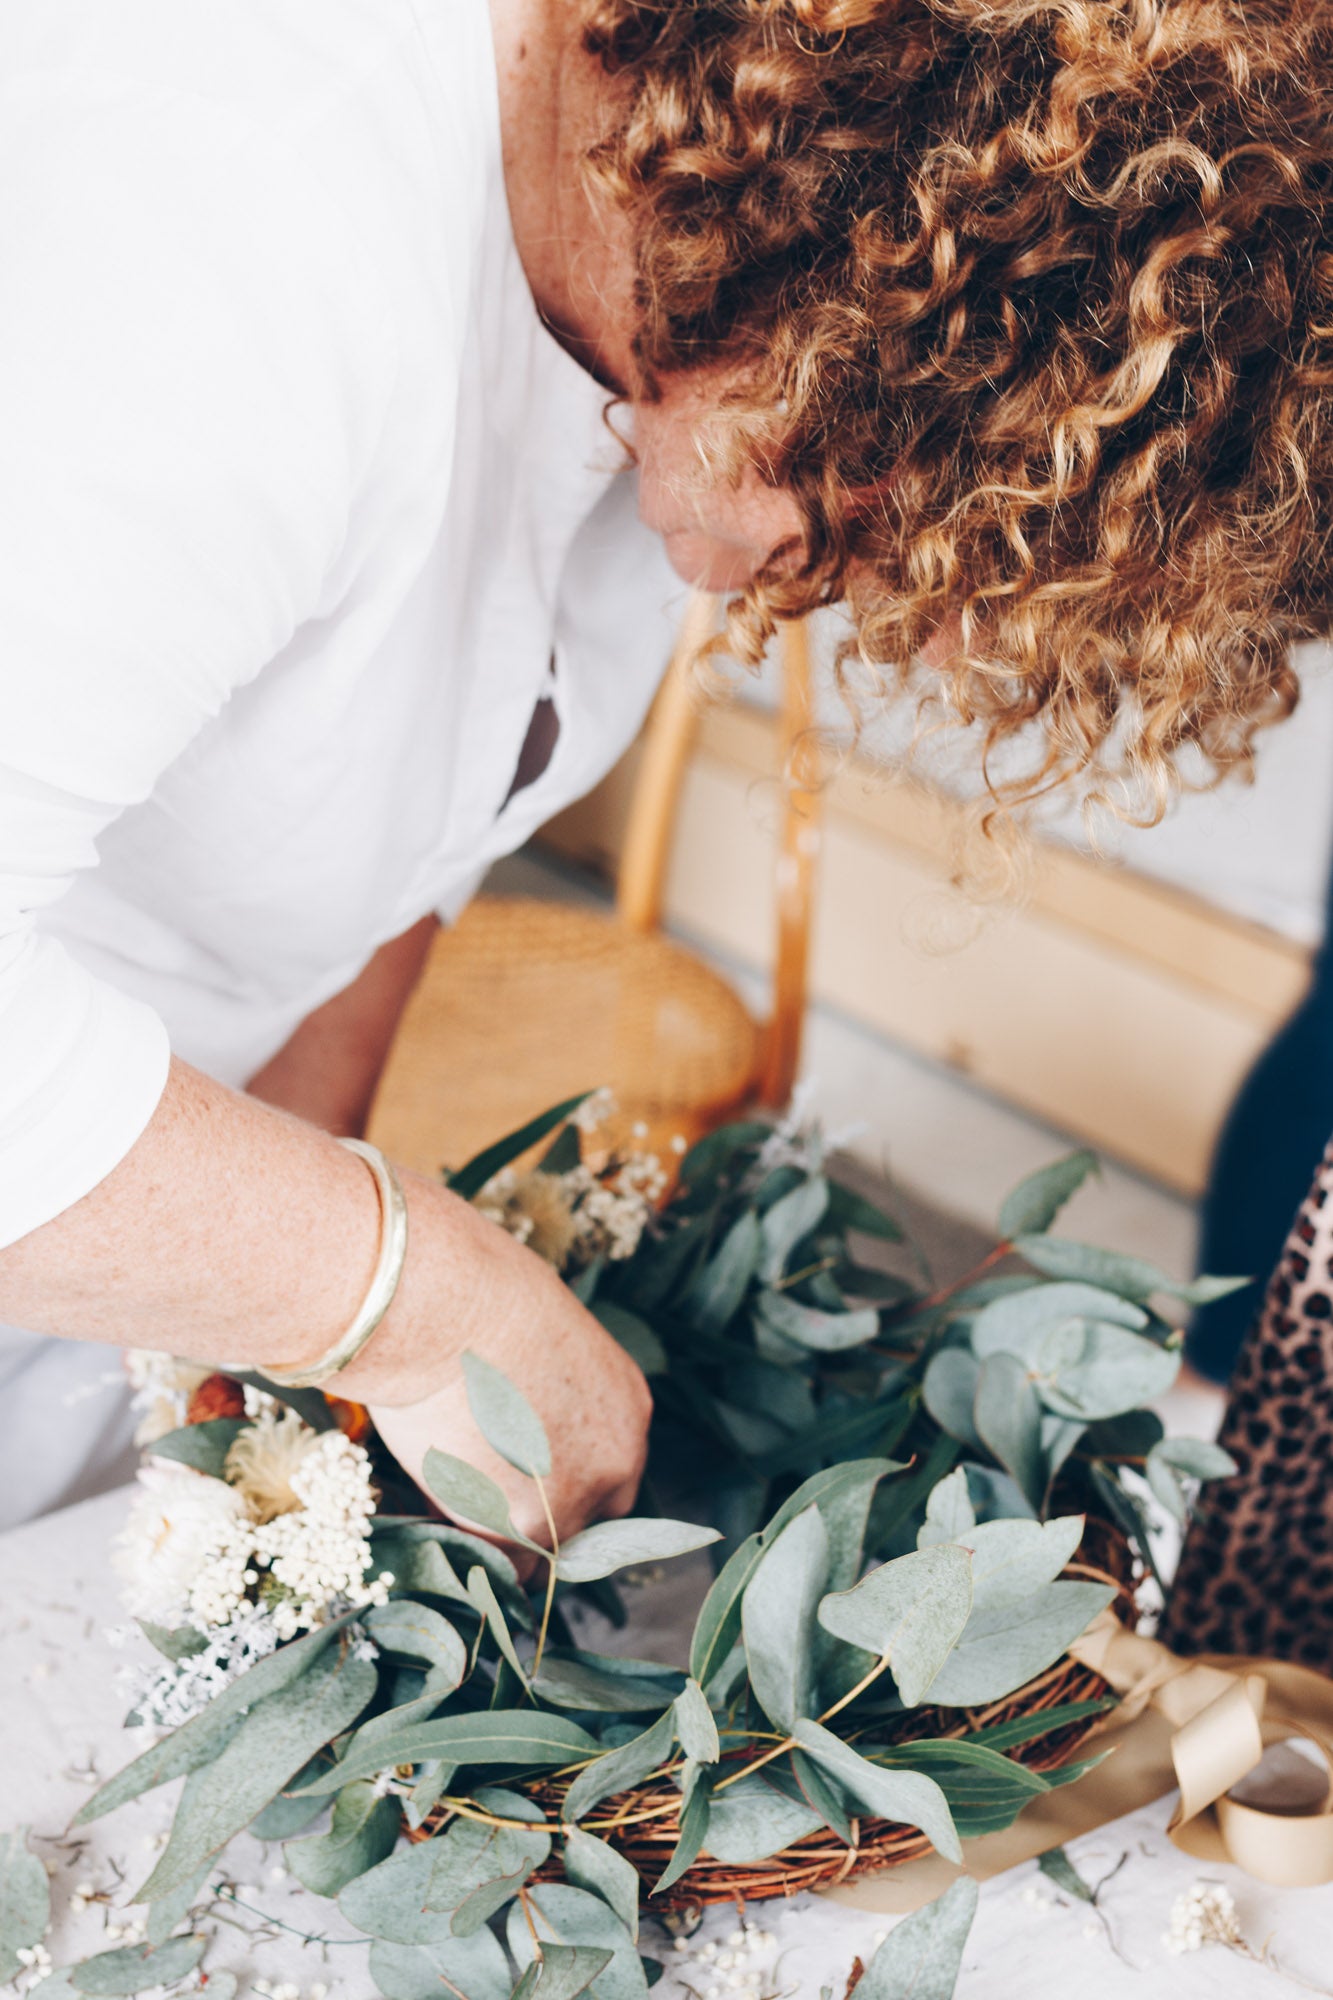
[186,1373,247,1426]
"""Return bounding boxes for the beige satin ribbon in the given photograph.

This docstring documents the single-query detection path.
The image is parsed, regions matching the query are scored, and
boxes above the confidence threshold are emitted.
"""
[828,1614,1333,1916]
[1068,1612,1333,1887]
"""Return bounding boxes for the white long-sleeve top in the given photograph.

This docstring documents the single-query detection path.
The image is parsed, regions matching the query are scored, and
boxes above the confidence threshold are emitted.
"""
[0,0,682,1248]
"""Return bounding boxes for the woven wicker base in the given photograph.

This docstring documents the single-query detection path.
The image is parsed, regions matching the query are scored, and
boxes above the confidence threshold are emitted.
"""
[408,1550,1130,1911]
[368,897,762,1178]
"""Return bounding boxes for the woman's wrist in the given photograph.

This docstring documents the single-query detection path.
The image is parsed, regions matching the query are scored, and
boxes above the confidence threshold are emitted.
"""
[323,1169,498,1405]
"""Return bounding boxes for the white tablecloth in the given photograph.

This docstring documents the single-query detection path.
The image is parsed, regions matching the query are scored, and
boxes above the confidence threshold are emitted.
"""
[3,1489,1330,1999]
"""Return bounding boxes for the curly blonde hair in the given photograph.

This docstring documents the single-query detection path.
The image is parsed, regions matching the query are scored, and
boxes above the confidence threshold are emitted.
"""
[583,0,1333,812]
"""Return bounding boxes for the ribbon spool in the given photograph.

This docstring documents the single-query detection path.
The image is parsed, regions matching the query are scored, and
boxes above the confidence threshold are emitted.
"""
[1070,1613,1333,1888]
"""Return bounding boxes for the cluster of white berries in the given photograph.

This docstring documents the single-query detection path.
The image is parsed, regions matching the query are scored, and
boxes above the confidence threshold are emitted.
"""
[252,1980,328,2000]
[12,1944,52,1979]
[250,1432,391,1642]
[668,1924,778,1995]
[1163,1880,1244,1955]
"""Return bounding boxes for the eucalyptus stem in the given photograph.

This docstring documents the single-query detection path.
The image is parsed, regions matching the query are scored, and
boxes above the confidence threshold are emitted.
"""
[530,1471,561,1684]
[818,1650,894,1726]
[712,1650,894,1794]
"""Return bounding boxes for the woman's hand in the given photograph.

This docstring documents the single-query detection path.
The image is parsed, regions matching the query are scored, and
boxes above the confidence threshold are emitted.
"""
[339,1169,653,1554]
[0,1054,651,1559]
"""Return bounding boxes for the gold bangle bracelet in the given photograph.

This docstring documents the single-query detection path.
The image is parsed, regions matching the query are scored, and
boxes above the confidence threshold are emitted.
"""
[261,1138,409,1390]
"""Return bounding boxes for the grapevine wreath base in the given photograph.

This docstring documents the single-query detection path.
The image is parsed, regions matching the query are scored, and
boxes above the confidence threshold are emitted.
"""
[406,1541,1132,1911]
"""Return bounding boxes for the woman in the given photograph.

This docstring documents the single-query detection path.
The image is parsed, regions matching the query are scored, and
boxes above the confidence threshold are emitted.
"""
[2,0,1329,1563]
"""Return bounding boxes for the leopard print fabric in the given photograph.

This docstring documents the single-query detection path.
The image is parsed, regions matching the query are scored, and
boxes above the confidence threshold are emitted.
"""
[1161,1138,1333,1668]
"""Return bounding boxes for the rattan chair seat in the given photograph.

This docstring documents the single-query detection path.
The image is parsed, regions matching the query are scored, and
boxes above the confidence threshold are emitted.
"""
[368,896,762,1178]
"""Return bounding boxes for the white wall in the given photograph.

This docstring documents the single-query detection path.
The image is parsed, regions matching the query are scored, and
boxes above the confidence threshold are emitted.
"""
[741,627,1333,947]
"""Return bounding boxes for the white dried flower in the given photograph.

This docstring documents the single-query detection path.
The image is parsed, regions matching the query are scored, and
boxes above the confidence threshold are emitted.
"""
[122,1350,212,1445]
[225,1408,322,1523]
[125,1603,284,1728]
[571,1088,617,1134]
[1163,1880,1244,1955]
[113,1464,252,1626]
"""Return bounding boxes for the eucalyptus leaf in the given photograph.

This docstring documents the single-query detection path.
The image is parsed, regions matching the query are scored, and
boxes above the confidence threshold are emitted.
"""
[1013,1236,1246,1307]
[754,1292,879,1353]
[508,1884,649,2000]
[672,1680,720,1765]
[136,1646,378,1901]
[467,1565,531,1687]
[76,1616,352,1832]
[926,1580,1114,1707]
[792,1721,962,1864]
[561,1707,675,1824]
[247,1756,330,1841]
[1036,1324,1180,1421]
[0,1830,50,1984]
[509,1945,617,2000]
[916,1468,976,1549]
[592,1305,668,1376]
[137,1622,208,1664]
[421,1452,544,1552]
[563,1828,641,1941]
[67,1936,206,1996]
[791,1749,857,1843]
[688,1465,893,1691]
[285,1781,399,1897]
[437,1790,552,1937]
[368,1932,512,2000]
[142,1864,210,1951]
[999,1151,1099,1239]
[339,1842,457,1949]
[554,1519,721,1584]
[971,1282,1147,1359]
[741,1505,829,1731]
[145,1419,246,1479]
[1038,1845,1095,1902]
[688,1534,763,1692]
[654,1773,712,1894]
[1145,1452,1189,1524]
[689,1212,762,1334]
[973,1354,1047,1513]
[344,1600,469,1750]
[758,1176,829,1281]
[854,1876,979,2000]
[921,1349,983,1450]
[699,1773,822,1863]
[1150,1437,1238,1481]
[301,1711,599,1795]
[462,1351,552,1479]
[950,1515,1085,1613]
[817,1546,973,1706]
[533,1657,683,1715]
[448,1094,592,1201]
[824,1180,903,1242]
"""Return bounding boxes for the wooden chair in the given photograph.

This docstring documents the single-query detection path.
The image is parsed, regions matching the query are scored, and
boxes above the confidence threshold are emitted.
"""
[366,595,823,1178]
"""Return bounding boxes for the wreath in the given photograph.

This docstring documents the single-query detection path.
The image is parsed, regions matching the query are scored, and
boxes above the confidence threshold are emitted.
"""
[14,1097,1236,2000]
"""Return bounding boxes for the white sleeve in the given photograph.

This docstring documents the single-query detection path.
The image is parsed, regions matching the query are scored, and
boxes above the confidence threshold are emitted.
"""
[0,81,397,1248]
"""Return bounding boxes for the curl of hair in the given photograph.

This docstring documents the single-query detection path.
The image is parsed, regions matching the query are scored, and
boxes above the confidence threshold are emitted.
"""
[582,0,1333,813]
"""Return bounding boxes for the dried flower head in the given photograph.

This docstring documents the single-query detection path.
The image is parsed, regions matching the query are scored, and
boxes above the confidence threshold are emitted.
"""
[1163,1880,1245,1955]
[476,1167,583,1267]
[225,1408,321,1524]
[113,1464,252,1626]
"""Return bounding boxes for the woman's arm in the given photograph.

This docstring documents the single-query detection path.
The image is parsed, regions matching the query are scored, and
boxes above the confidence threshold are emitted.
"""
[246,914,440,1138]
[0,1056,651,1545]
